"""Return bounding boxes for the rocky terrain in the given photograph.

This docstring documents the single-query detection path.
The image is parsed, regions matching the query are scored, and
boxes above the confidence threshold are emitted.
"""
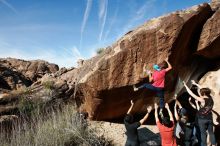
[0,58,59,91]
[0,0,220,145]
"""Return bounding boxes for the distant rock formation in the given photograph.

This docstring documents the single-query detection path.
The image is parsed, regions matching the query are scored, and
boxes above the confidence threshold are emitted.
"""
[0,58,59,91]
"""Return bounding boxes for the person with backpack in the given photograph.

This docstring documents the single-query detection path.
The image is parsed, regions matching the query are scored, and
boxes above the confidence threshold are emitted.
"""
[133,58,172,109]
[124,100,152,146]
[183,80,217,146]
[174,96,196,146]
[155,102,177,146]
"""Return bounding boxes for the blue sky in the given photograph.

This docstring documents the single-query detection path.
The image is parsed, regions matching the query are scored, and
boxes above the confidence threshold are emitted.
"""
[0,0,210,68]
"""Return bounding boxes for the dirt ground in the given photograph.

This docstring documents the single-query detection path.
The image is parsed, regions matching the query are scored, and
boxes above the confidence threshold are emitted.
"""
[90,121,161,146]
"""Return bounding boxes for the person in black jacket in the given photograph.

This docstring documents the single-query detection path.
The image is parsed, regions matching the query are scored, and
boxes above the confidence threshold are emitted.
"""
[183,80,216,146]
[124,100,152,146]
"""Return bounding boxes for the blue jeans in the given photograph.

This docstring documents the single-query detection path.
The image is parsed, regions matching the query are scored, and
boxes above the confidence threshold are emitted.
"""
[198,118,216,146]
[138,83,165,108]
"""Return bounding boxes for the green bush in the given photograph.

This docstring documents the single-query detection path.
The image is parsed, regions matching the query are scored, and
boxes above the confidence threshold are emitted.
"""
[96,48,105,54]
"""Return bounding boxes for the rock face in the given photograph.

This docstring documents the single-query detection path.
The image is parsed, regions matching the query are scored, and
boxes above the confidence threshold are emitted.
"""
[0,58,59,91]
[197,8,220,58]
[58,3,218,120]
[211,0,220,10]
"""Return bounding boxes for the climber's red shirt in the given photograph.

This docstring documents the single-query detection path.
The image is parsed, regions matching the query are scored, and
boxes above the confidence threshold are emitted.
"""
[152,69,166,88]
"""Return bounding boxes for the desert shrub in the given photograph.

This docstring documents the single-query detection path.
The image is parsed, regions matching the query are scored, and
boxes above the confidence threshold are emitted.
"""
[17,97,45,117]
[96,48,105,54]
[42,80,55,90]
[0,104,112,146]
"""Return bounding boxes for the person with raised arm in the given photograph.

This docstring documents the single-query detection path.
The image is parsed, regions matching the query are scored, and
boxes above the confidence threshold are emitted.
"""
[188,97,200,110]
[183,80,216,146]
[124,100,152,146]
[133,58,172,110]
[174,95,196,146]
[155,103,176,146]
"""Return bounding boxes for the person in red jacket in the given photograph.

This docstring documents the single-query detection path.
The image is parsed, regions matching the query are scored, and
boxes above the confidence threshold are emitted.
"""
[155,103,177,146]
[133,58,172,109]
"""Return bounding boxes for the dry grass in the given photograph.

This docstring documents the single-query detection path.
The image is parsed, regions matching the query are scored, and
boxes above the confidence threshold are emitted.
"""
[0,103,112,146]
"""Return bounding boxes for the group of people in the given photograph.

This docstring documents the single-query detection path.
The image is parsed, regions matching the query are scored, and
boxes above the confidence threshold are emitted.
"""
[124,59,217,146]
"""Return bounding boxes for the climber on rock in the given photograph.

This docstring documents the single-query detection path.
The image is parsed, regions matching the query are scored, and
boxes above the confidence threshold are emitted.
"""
[124,100,152,146]
[133,58,172,109]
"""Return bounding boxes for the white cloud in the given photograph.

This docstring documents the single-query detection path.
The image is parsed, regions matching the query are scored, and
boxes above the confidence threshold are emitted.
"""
[98,0,108,41]
[0,0,18,14]
[80,0,93,49]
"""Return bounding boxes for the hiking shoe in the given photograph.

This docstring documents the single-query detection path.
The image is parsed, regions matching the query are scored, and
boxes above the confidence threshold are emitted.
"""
[133,85,138,92]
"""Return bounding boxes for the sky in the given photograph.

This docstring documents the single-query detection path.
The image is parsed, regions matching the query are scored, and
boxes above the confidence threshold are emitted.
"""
[0,0,210,68]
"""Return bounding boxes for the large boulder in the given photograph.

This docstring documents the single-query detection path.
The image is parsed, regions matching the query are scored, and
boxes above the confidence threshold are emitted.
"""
[211,0,220,10]
[0,58,59,91]
[59,3,215,120]
[197,8,220,58]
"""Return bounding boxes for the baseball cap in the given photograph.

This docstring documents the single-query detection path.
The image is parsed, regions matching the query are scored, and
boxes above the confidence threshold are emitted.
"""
[153,64,161,71]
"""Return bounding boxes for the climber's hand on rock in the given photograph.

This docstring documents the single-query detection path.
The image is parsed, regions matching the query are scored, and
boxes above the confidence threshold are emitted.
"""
[130,100,134,105]
[191,80,196,85]
[174,94,177,99]
[147,106,152,113]
[147,70,152,75]
[183,81,186,86]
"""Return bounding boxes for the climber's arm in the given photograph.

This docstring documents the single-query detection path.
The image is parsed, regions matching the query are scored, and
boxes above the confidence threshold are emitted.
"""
[165,58,172,72]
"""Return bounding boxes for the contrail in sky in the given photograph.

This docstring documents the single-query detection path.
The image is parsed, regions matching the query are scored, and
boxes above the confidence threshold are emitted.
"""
[80,0,93,49]
[0,0,18,14]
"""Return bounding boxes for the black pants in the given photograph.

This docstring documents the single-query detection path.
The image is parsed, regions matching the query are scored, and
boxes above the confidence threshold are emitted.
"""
[198,118,216,146]
[125,140,139,146]
[138,83,164,108]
